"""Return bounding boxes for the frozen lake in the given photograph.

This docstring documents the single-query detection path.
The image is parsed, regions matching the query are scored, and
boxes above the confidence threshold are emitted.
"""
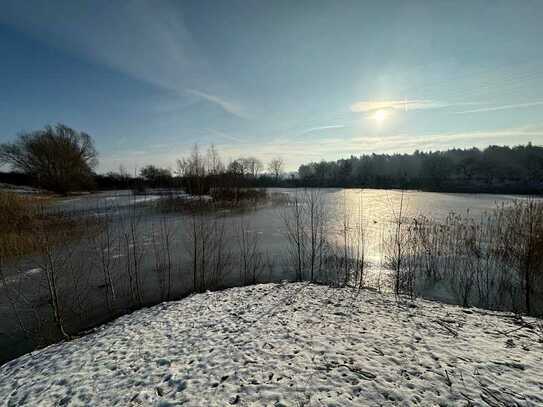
[0,188,536,363]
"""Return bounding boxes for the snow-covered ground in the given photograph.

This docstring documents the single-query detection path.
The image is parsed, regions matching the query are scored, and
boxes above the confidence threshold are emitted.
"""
[1,283,542,406]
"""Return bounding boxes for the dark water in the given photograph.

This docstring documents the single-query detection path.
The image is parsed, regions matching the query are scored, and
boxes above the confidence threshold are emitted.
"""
[0,188,532,363]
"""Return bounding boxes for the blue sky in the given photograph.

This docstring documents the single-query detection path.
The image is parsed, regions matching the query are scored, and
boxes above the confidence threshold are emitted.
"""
[1,0,543,173]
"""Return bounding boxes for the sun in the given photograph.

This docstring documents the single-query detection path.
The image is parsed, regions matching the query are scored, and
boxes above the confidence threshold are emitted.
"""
[373,109,387,124]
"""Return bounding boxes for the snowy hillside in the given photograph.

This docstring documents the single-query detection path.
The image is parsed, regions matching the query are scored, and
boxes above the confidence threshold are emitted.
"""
[1,283,542,406]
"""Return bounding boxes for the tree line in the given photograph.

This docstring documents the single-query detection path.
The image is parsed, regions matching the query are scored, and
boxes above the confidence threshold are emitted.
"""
[99,145,286,194]
[1,123,542,194]
[298,144,543,193]
[0,124,286,194]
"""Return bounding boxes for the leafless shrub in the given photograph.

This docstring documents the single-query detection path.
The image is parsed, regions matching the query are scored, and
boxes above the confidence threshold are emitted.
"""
[208,214,231,289]
[151,215,174,302]
[328,191,367,288]
[385,191,416,298]
[34,218,72,339]
[236,215,264,285]
[185,203,231,292]
[186,207,210,292]
[90,211,117,311]
[120,201,145,307]
[352,191,367,290]
[282,188,328,282]
[305,189,327,282]
[282,189,307,281]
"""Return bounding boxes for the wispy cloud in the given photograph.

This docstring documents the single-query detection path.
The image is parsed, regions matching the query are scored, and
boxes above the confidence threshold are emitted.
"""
[349,100,485,114]
[1,1,197,91]
[350,99,438,113]
[0,1,245,119]
[187,90,248,119]
[352,125,543,151]
[454,101,543,114]
[298,124,345,135]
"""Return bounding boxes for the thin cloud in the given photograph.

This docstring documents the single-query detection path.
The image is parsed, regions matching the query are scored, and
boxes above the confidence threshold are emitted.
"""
[454,101,543,114]
[299,125,345,135]
[0,1,198,92]
[350,100,438,113]
[1,1,245,119]
[188,90,248,119]
[350,100,483,114]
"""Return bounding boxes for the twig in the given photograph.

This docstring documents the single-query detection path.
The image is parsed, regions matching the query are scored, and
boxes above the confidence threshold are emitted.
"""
[433,319,458,337]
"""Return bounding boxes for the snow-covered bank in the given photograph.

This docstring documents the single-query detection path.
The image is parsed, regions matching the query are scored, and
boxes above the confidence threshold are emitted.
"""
[1,283,542,406]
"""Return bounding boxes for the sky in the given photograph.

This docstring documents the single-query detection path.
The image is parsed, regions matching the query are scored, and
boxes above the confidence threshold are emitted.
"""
[1,0,543,173]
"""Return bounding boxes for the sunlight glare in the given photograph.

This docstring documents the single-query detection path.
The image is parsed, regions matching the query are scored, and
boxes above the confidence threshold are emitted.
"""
[373,109,387,125]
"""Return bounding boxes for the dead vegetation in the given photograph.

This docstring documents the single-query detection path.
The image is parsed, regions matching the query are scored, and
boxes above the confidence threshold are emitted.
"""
[0,192,85,259]
[160,188,288,214]
[386,198,543,316]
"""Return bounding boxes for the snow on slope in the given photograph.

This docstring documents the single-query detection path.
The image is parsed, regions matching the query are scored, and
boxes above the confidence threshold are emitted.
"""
[1,283,542,406]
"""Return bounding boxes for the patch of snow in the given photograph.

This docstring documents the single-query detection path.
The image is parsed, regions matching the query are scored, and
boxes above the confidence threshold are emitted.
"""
[131,195,162,204]
[1,283,542,406]
[23,268,42,276]
[2,268,43,286]
[58,197,82,204]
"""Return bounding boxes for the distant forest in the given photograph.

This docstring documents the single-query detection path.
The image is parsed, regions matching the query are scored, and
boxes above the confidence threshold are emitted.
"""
[297,144,543,194]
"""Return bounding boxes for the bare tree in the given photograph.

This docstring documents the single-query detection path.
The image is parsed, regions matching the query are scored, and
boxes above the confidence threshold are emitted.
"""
[0,124,98,194]
[177,144,208,195]
[245,157,263,177]
[206,144,224,175]
[268,157,284,181]
[188,144,206,178]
